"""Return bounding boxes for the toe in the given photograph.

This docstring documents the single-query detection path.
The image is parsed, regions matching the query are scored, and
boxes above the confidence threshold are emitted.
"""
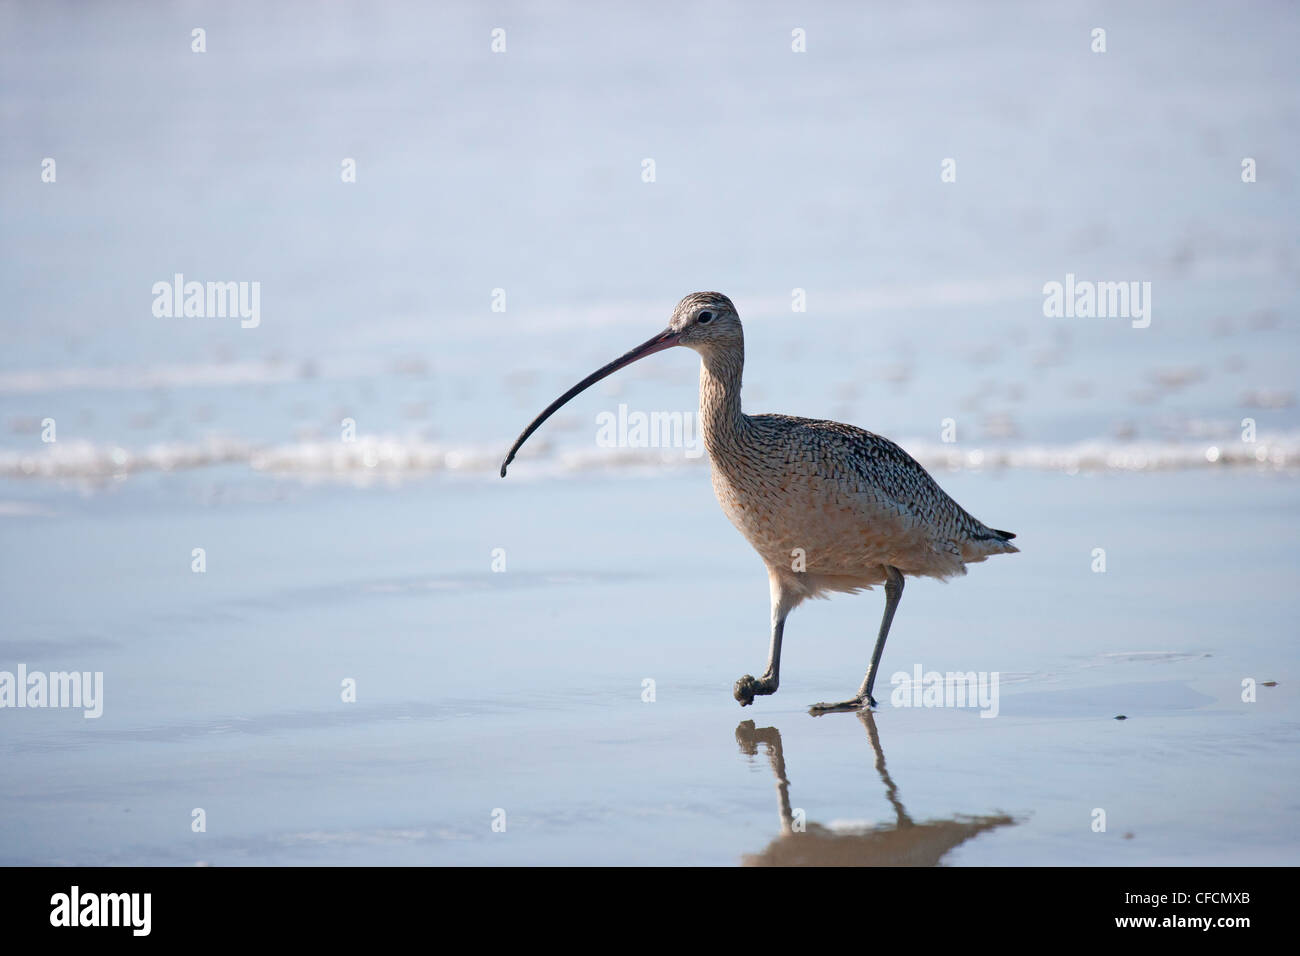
[733,675,757,705]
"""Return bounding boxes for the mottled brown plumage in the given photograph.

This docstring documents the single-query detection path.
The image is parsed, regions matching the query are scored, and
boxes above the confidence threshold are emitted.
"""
[501,291,1018,712]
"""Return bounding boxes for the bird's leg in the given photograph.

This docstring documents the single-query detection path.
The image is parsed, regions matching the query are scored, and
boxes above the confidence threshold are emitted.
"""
[734,613,785,707]
[810,566,905,715]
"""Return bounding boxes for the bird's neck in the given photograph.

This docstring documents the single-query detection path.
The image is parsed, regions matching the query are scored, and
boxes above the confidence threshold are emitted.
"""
[698,344,747,456]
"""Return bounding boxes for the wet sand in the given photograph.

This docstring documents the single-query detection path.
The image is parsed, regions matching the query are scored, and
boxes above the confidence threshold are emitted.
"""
[1,468,1294,865]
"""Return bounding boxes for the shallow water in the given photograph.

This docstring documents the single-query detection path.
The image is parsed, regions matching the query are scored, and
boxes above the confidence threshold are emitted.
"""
[0,470,1295,865]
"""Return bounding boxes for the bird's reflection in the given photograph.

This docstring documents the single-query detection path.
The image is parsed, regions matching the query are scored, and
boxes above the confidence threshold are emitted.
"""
[736,711,1015,866]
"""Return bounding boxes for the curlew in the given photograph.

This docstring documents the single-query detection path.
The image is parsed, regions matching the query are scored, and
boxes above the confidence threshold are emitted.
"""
[500,292,1018,713]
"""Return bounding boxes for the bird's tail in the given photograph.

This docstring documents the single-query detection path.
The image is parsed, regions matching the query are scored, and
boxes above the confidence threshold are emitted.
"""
[987,527,1019,555]
[966,526,1019,558]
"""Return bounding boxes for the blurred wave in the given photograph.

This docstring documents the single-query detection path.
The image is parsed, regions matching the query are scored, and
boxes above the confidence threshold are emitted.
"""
[3,432,1294,483]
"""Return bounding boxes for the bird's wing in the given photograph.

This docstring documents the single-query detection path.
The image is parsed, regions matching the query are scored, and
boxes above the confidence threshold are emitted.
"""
[752,414,993,543]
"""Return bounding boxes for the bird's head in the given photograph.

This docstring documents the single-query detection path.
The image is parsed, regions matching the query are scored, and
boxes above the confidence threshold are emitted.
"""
[669,291,743,354]
[499,291,743,476]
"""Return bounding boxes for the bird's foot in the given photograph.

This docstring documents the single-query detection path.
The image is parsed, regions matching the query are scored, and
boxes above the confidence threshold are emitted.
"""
[808,693,877,716]
[734,674,778,707]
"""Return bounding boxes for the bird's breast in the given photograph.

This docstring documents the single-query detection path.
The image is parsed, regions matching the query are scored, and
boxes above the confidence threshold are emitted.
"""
[709,460,870,569]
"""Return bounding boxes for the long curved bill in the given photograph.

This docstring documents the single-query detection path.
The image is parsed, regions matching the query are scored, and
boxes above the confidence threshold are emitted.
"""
[500,327,682,477]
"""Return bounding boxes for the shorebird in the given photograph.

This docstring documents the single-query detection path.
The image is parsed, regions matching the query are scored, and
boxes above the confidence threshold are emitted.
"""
[500,292,1018,713]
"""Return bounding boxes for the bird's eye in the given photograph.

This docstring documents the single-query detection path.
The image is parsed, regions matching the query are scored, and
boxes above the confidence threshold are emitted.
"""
[698,311,714,324]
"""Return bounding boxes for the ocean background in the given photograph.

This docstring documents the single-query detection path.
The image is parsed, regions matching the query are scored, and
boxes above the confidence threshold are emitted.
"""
[1,0,1297,865]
